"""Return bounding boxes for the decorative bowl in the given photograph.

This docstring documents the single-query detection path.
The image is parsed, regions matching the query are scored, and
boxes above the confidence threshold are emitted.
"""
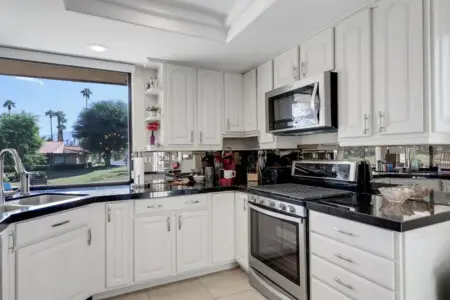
[406,184,432,200]
[193,175,205,184]
[379,186,414,203]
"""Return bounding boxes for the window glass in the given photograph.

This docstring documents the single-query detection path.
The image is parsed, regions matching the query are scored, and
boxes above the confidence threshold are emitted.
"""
[0,68,130,188]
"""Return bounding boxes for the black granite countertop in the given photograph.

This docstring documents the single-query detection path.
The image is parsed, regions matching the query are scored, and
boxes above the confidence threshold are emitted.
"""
[373,171,450,179]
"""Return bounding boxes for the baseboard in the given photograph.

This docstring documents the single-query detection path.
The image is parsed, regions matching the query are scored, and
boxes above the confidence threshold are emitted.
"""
[93,262,237,300]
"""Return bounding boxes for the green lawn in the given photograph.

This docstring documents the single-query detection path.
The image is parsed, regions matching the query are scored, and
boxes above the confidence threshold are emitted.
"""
[47,166,129,185]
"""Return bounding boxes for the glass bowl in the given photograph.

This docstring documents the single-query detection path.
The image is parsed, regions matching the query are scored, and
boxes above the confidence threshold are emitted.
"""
[379,186,414,203]
[406,184,432,200]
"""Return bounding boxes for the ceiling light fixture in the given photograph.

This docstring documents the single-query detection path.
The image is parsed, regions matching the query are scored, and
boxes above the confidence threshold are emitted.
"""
[87,44,109,52]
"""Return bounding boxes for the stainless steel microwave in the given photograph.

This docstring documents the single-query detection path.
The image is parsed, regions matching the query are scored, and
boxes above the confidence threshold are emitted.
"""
[266,71,337,135]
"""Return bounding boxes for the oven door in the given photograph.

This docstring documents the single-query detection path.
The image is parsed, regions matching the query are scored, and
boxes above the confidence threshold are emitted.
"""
[248,203,307,300]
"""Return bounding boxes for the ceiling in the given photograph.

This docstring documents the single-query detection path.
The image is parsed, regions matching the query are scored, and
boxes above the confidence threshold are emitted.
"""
[0,0,372,73]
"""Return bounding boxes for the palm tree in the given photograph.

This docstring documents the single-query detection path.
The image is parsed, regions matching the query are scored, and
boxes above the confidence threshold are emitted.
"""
[3,100,15,115]
[55,111,67,142]
[45,110,55,141]
[80,88,92,109]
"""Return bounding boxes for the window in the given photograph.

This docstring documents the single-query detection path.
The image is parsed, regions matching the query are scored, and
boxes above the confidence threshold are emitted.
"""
[0,58,131,188]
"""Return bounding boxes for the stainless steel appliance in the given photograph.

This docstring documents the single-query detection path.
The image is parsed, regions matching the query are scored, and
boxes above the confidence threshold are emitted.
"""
[247,160,365,300]
[266,72,337,135]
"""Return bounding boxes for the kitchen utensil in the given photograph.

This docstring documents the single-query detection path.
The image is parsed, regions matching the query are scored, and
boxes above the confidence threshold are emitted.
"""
[379,186,414,203]
[220,169,236,179]
[406,184,432,200]
[205,167,214,183]
[193,175,205,183]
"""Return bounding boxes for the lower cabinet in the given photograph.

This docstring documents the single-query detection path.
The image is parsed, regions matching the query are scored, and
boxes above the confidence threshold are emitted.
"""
[134,214,176,282]
[235,193,249,270]
[211,193,235,265]
[311,277,350,300]
[106,202,133,289]
[16,226,91,300]
[177,210,210,272]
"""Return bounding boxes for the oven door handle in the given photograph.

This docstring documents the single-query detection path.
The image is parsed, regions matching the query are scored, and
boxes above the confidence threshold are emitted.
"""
[248,203,305,224]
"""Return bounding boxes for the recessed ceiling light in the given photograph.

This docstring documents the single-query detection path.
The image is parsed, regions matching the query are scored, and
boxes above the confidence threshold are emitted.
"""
[87,44,109,52]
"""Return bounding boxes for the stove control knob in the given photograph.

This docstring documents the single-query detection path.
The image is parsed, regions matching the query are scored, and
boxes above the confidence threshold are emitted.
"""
[249,196,255,202]
[288,205,296,213]
[258,198,265,204]
[269,201,276,207]
[279,203,287,211]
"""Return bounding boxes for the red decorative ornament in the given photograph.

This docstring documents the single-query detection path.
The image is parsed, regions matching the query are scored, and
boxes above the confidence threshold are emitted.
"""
[146,121,160,132]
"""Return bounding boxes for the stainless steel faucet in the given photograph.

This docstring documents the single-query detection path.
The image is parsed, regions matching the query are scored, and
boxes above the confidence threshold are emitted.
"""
[0,149,31,205]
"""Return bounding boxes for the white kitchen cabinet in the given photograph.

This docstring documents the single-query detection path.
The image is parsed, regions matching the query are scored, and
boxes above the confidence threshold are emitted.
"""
[16,227,90,300]
[235,193,249,270]
[244,69,258,133]
[300,27,335,79]
[165,64,197,146]
[372,0,424,135]
[134,214,176,282]
[311,277,351,300]
[2,227,15,300]
[224,73,245,133]
[257,60,275,144]
[211,193,235,265]
[106,202,132,289]
[197,69,222,148]
[176,209,210,272]
[336,8,372,139]
[273,47,299,88]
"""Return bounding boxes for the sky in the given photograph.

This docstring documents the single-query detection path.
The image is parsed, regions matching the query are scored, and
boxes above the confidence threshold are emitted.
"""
[0,75,129,141]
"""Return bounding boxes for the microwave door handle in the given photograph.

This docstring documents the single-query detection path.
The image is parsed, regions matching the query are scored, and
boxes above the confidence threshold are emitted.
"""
[310,82,319,110]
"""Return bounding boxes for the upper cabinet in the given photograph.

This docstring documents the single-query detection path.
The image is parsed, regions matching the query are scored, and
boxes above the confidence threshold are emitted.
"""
[197,69,223,148]
[224,73,245,133]
[300,27,335,79]
[165,64,197,146]
[257,61,275,144]
[244,69,258,133]
[372,0,424,135]
[273,47,299,88]
[336,8,372,139]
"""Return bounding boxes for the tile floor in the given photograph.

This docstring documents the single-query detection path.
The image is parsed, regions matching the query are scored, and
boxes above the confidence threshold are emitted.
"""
[110,268,267,300]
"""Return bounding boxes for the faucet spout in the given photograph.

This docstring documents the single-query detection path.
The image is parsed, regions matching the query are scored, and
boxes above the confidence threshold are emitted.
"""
[0,148,31,205]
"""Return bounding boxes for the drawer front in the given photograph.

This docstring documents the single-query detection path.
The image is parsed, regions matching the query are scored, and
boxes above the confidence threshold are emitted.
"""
[134,195,208,215]
[16,207,88,248]
[310,211,395,259]
[310,232,395,290]
[311,255,395,300]
[311,277,351,300]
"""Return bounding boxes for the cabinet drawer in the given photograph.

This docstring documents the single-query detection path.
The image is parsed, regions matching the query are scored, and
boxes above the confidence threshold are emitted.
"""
[311,277,351,300]
[311,255,395,300]
[16,207,88,248]
[310,211,395,259]
[134,195,208,215]
[310,232,395,290]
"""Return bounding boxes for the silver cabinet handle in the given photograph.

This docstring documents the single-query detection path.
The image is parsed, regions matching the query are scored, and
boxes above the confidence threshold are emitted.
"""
[293,65,298,79]
[185,200,200,204]
[227,118,230,130]
[243,199,247,211]
[178,215,182,230]
[147,204,163,209]
[52,220,70,228]
[301,62,307,76]
[334,252,354,263]
[87,228,92,245]
[334,277,353,290]
[363,113,369,134]
[167,216,171,232]
[190,130,194,143]
[200,131,203,144]
[107,206,111,222]
[378,111,384,132]
[332,227,356,237]
[8,231,15,253]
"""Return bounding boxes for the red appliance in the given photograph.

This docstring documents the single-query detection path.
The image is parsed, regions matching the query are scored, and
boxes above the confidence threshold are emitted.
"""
[216,149,236,186]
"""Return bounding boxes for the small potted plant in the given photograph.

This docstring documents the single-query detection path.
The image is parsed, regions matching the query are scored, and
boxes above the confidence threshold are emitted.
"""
[147,105,160,118]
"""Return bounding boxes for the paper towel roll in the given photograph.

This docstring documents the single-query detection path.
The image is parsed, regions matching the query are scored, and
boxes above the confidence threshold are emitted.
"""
[133,157,145,186]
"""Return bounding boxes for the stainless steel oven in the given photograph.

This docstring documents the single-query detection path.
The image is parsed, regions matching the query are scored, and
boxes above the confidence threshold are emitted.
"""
[248,197,307,300]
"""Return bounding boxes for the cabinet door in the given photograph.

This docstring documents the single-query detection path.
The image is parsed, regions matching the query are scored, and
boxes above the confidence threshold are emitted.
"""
[2,228,15,300]
[442,180,450,193]
[432,0,450,133]
[311,277,351,300]
[17,227,90,300]
[336,8,372,139]
[257,61,275,144]
[134,215,175,282]
[244,69,258,133]
[372,0,424,135]
[106,202,132,289]
[273,47,299,88]
[177,210,210,272]
[211,193,235,265]
[224,73,245,133]
[197,69,223,147]
[165,64,196,145]
[235,193,249,270]
[300,27,335,79]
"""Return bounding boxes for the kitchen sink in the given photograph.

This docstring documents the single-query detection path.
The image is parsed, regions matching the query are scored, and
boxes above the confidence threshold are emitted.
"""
[10,194,81,206]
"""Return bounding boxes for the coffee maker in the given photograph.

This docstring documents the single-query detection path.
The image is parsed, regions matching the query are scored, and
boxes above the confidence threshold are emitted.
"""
[215,147,236,186]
